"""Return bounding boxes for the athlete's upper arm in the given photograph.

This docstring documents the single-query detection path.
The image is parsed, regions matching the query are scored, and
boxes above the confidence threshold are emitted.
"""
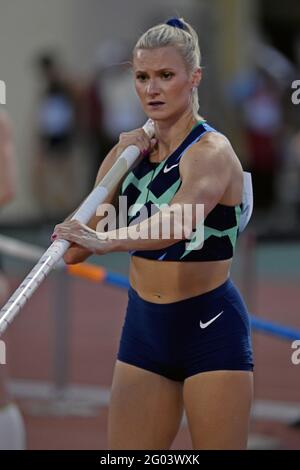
[87,144,127,229]
[94,144,119,186]
[171,133,233,218]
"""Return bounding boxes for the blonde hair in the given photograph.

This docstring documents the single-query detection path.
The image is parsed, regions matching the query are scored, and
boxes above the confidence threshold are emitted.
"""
[133,18,201,116]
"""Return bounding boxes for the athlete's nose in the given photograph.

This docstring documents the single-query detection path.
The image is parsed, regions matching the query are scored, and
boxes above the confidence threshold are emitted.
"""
[146,79,160,96]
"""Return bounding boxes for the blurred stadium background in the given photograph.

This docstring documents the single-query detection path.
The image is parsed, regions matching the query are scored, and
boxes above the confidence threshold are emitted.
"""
[0,0,300,449]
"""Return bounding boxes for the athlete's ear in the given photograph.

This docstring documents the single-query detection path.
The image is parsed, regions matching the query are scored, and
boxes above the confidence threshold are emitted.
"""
[191,67,202,88]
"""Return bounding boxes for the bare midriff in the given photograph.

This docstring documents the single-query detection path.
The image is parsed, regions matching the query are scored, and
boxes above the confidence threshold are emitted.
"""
[129,256,232,303]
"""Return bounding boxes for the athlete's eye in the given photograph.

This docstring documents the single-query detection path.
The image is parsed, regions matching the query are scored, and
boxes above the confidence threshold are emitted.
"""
[161,71,174,80]
[136,73,148,82]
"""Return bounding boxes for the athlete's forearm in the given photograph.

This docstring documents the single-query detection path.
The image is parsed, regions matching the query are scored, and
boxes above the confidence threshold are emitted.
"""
[101,203,200,252]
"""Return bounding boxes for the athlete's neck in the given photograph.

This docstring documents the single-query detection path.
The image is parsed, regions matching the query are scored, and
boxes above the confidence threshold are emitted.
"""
[152,111,200,162]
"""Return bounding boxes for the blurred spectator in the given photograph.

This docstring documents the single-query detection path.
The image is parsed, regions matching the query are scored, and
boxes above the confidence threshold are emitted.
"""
[242,69,283,212]
[32,51,81,222]
[84,40,145,189]
[285,130,300,220]
[0,110,26,449]
[228,37,297,224]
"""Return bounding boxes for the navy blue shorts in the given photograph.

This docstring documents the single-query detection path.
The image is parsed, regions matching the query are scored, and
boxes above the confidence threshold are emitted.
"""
[117,279,254,382]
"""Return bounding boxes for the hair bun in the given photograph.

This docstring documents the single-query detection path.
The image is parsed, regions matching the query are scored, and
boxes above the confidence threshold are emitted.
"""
[165,17,185,30]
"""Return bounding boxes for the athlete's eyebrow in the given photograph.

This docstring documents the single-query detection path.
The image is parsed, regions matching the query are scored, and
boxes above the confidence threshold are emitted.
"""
[135,68,176,74]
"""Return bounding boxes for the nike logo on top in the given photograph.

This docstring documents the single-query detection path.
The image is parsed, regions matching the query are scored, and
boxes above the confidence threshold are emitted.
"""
[199,311,223,329]
[163,162,179,173]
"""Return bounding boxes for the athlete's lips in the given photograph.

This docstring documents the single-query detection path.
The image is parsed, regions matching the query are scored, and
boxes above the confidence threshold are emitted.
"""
[148,101,165,106]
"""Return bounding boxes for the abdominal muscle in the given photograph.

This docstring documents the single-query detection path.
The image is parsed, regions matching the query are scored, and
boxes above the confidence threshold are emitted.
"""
[129,256,232,303]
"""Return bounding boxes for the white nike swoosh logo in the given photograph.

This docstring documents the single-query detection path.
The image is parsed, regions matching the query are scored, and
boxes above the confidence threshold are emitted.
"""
[199,311,223,329]
[163,163,179,173]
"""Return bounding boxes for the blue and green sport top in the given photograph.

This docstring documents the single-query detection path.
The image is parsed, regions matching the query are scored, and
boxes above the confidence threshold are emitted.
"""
[120,121,243,262]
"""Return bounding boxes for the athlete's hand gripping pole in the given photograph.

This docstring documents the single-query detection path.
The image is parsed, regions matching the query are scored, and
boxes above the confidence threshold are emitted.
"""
[0,120,155,335]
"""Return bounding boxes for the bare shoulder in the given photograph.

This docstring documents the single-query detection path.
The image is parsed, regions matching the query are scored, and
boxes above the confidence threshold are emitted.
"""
[186,131,239,168]
[182,132,242,176]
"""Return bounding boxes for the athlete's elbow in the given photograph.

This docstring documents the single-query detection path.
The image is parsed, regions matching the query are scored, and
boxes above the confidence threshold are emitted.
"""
[63,247,92,265]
